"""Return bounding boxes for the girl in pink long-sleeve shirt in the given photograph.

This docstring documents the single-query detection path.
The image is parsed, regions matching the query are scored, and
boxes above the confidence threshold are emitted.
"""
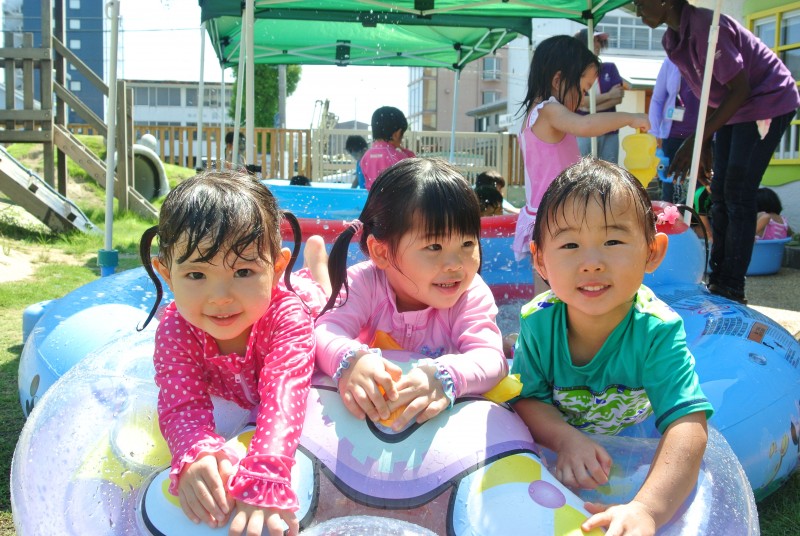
[139,171,324,536]
[310,157,508,432]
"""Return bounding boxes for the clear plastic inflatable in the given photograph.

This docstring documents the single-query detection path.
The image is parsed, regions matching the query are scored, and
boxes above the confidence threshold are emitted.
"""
[12,335,757,535]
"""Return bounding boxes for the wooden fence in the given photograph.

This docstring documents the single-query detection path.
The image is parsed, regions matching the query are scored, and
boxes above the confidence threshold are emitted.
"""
[67,124,526,186]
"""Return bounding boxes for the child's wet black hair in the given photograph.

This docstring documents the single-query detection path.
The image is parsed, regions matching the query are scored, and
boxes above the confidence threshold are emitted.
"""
[532,157,657,251]
[137,170,303,329]
[320,157,482,316]
[371,106,409,141]
[520,35,600,115]
[756,187,783,215]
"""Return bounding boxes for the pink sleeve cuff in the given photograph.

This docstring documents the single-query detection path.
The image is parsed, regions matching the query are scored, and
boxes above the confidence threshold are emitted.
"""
[228,469,299,512]
[168,438,240,496]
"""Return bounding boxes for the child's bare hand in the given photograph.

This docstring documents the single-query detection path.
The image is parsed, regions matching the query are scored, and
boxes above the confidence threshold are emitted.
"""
[387,365,449,431]
[582,500,656,536]
[229,503,298,536]
[553,434,612,490]
[629,114,651,132]
[339,351,402,421]
[178,452,236,528]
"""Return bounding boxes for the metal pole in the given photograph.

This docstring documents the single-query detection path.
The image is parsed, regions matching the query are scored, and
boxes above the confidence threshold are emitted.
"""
[233,30,245,167]
[196,22,205,170]
[245,0,255,165]
[449,70,461,163]
[99,0,120,277]
[587,18,598,157]
[683,0,723,224]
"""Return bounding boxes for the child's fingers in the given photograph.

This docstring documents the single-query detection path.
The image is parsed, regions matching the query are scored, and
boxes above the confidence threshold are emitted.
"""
[228,507,251,536]
[375,371,399,403]
[384,359,403,382]
[581,509,613,532]
[280,511,300,536]
[414,397,449,424]
[178,486,208,525]
[362,382,392,421]
[341,388,367,420]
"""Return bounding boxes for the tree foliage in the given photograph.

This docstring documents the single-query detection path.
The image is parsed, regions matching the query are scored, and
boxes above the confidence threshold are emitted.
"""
[228,64,302,128]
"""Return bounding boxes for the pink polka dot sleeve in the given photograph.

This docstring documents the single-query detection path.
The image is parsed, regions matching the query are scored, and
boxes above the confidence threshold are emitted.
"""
[153,305,232,495]
[227,290,315,511]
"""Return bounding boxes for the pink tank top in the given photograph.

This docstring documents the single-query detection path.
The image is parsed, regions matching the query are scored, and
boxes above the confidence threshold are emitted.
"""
[758,214,789,240]
[512,98,581,260]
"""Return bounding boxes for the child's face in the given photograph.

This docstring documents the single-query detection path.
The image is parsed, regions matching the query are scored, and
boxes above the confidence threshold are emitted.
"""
[153,239,290,354]
[557,65,598,111]
[533,193,661,331]
[369,222,481,313]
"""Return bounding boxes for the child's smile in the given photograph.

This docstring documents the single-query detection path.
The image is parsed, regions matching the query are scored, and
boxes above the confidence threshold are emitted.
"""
[153,241,286,355]
[534,193,660,334]
[377,224,480,312]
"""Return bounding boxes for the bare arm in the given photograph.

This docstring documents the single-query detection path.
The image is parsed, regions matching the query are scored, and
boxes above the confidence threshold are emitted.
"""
[513,398,612,489]
[579,84,624,112]
[582,412,708,534]
[755,213,771,238]
[670,70,751,180]
[535,101,649,143]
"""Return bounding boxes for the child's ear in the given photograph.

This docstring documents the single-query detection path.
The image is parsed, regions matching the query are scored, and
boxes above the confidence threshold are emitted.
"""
[530,242,548,280]
[151,257,174,291]
[645,233,669,274]
[367,235,391,269]
[273,247,291,279]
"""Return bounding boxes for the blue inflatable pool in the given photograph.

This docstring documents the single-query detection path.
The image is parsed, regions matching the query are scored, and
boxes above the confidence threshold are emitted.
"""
[11,195,798,534]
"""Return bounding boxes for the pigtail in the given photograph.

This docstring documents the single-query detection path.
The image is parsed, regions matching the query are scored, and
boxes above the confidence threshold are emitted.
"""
[318,223,359,317]
[281,209,302,293]
[138,225,162,331]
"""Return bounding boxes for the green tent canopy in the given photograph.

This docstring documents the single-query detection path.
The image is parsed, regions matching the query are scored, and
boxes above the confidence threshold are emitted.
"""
[199,0,633,70]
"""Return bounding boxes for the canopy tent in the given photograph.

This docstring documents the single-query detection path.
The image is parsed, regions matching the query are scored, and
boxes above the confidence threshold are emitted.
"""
[197,0,634,164]
[198,0,633,70]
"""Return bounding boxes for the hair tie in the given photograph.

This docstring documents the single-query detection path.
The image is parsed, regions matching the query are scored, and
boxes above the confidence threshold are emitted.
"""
[348,219,363,234]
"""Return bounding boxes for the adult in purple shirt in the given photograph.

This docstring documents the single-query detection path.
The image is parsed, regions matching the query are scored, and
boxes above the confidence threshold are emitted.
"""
[575,29,627,164]
[636,0,800,304]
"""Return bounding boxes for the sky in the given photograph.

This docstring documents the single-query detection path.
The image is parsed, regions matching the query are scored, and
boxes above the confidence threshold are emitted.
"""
[119,0,409,129]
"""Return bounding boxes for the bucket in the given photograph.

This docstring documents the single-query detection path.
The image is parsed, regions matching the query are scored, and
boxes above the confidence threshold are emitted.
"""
[747,237,790,276]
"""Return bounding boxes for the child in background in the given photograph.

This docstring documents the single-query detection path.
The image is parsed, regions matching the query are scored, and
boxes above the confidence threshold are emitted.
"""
[345,135,369,189]
[756,187,791,240]
[361,106,416,190]
[139,171,325,536]
[513,35,649,276]
[475,184,504,217]
[475,170,520,215]
[511,158,712,536]
[309,158,507,430]
[289,174,311,186]
[224,131,247,169]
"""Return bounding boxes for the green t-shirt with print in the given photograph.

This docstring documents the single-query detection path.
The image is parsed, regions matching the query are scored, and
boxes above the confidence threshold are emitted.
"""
[511,285,713,434]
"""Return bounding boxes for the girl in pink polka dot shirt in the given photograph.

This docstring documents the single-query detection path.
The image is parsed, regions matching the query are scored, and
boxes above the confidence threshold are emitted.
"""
[139,171,324,536]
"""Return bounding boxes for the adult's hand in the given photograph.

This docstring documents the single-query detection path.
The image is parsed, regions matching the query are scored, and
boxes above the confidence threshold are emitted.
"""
[669,137,713,185]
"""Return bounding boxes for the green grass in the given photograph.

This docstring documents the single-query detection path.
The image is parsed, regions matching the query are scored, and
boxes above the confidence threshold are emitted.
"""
[0,142,798,533]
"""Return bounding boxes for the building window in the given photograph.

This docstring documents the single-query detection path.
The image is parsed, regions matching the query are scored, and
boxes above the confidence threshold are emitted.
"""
[596,13,665,51]
[70,80,81,91]
[204,88,219,107]
[186,88,198,106]
[134,87,149,106]
[482,91,500,105]
[69,39,81,50]
[69,0,80,9]
[69,19,80,30]
[482,57,501,80]
[749,7,800,162]
[475,116,489,132]
[169,88,181,106]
